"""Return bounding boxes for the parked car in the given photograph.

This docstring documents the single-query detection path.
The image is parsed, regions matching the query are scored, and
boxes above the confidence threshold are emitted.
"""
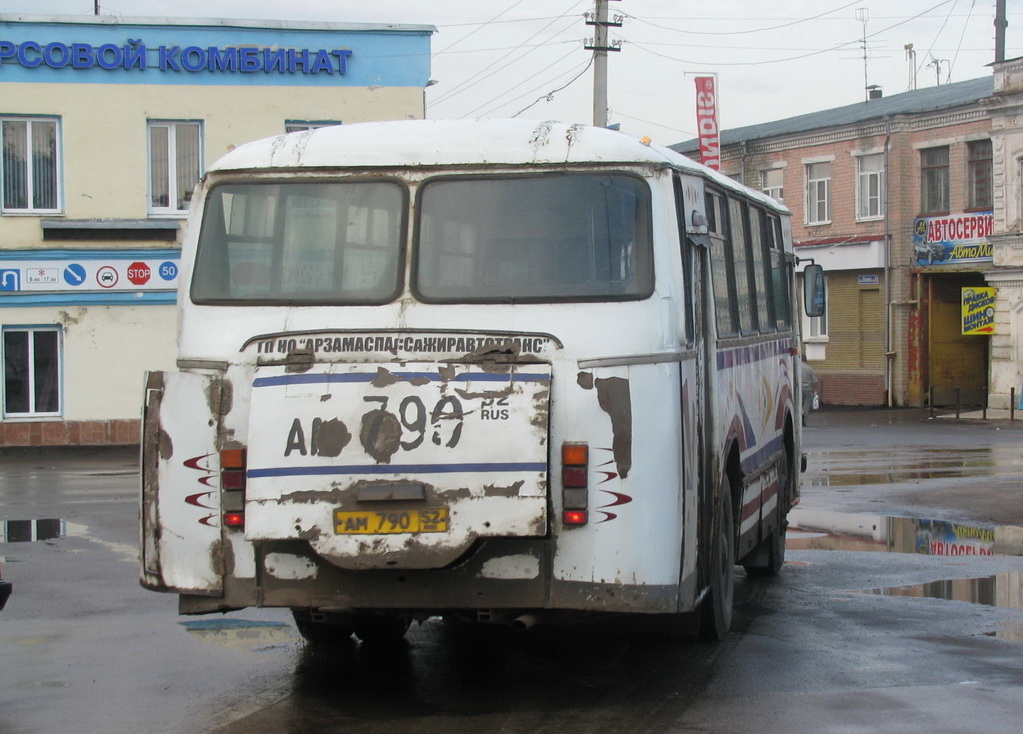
[914,239,946,264]
[0,560,11,611]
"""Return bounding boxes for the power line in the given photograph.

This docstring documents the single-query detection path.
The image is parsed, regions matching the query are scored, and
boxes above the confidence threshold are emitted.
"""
[434,0,529,55]
[513,56,595,118]
[465,44,583,117]
[948,0,978,79]
[431,1,585,106]
[621,0,861,36]
[624,0,956,68]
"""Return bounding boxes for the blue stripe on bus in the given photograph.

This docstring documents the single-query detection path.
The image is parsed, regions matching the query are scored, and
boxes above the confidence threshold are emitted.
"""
[252,372,550,388]
[248,462,546,478]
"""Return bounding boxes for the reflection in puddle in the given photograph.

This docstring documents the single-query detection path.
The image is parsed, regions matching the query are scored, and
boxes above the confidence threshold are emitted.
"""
[788,508,1023,557]
[791,508,1023,620]
[804,446,1023,487]
[0,519,67,543]
[863,572,1023,617]
[181,619,298,653]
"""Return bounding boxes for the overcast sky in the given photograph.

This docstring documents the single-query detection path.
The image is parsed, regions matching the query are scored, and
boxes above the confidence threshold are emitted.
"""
[4,1,1019,145]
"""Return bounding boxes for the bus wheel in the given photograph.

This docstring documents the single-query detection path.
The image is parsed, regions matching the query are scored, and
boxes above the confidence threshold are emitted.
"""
[699,473,735,642]
[292,609,355,646]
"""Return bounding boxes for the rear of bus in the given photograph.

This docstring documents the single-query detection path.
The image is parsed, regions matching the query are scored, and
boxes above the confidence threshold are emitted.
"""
[141,120,703,638]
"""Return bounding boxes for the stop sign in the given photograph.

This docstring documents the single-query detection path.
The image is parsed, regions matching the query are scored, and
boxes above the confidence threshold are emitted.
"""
[127,261,151,285]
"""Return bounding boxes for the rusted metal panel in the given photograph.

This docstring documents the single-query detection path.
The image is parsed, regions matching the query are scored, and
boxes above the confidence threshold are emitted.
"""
[142,371,225,595]
[244,361,551,570]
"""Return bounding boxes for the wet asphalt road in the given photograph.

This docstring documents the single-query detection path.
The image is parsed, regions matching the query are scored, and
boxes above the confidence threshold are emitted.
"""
[2,409,1023,733]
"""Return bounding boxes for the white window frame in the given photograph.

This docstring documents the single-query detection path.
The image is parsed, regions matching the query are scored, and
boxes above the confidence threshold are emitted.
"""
[148,120,203,216]
[2,325,63,418]
[805,161,831,225]
[856,153,885,220]
[285,120,342,133]
[761,167,784,203]
[1,115,63,215]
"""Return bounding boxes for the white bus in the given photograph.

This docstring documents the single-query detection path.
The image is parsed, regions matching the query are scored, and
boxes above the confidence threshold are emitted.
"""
[140,119,824,642]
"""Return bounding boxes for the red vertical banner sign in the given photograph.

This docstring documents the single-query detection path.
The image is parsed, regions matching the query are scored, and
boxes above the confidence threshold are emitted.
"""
[694,76,721,170]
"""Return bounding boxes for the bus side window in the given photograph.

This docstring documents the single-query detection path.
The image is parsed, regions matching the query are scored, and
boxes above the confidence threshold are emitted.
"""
[672,175,695,345]
[766,214,792,329]
[749,206,774,332]
[728,197,757,335]
[707,191,738,337]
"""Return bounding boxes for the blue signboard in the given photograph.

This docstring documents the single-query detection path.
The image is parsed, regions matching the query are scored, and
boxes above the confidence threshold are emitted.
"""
[0,18,433,87]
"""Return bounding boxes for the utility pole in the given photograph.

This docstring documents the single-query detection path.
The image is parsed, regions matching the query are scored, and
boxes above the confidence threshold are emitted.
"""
[585,0,622,128]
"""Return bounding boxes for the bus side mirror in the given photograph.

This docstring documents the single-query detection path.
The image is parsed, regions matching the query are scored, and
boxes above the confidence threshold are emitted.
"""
[803,263,826,318]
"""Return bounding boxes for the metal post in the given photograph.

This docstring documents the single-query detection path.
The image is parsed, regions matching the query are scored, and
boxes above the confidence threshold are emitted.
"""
[955,387,961,420]
[1012,387,1017,422]
[983,385,988,421]
[929,385,934,419]
[593,0,608,127]
[586,0,621,128]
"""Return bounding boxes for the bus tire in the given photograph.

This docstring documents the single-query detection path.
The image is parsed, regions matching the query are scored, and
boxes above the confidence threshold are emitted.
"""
[699,472,735,642]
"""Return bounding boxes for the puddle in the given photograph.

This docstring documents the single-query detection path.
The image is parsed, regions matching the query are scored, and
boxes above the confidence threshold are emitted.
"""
[791,508,1023,617]
[863,572,1023,613]
[1,519,69,543]
[788,508,1023,557]
[181,618,298,653]
[803,446,1023,487]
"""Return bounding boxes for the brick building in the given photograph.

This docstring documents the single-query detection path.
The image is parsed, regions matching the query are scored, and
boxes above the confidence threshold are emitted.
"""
[673,78,996,408]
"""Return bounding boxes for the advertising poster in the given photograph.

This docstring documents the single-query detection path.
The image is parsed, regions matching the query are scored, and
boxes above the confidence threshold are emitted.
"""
[961,286,996,336]
[913,211,993,266]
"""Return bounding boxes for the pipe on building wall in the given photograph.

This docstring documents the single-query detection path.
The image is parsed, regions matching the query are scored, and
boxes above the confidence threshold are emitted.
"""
[889,298,921,406]
[883,117,894,406]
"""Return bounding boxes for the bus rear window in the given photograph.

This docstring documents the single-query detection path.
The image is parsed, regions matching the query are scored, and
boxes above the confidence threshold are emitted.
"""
[414,174,653,302]
[191,181,405,304]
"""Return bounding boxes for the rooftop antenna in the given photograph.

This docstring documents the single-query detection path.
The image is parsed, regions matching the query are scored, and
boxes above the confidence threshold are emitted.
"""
[856,7,870,101]
[905,43,917,90]
[927,54,948,85]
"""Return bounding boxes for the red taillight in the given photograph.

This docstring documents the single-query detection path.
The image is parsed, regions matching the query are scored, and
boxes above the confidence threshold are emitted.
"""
[220,448,247,530]
[563,510,588,525]
[562,466,588,488]
[561,442,588,526]
[223,512,245,529]
[221,468,246,491]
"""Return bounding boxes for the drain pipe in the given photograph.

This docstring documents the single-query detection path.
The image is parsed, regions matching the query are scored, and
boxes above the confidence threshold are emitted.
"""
[883,118,893,406]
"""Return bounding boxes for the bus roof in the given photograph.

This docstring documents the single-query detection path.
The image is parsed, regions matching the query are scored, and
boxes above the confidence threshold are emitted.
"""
[210,119,788,214]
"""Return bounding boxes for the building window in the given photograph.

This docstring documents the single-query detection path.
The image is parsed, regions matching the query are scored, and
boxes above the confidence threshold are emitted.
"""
[761,168,783,202]
[285,120,342,133]
[805,162,831,224]
[148,120,202,215]
[1,116,60,213]
[3,326,62,417]
[967,139,992,210]
[857,153,885,219]
[920,146,949,214]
